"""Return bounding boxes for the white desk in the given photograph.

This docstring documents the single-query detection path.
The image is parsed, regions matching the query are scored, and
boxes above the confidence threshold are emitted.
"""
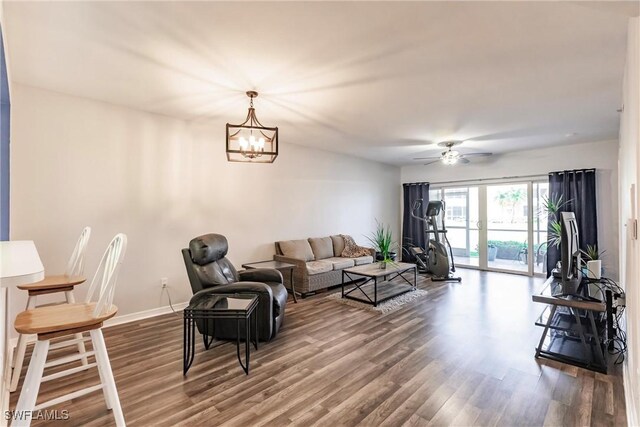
[0,241,44,425]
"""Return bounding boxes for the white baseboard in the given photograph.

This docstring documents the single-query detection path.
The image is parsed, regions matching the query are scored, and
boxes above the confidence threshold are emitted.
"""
[624,362,639,427]
[8,301,189,350]
[103,301,188,328]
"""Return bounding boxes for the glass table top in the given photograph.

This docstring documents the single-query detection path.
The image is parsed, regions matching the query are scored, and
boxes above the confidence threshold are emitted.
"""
[186,293,257,312]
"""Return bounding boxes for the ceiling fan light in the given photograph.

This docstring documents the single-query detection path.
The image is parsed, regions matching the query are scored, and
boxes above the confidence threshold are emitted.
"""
[442,156,458,165]
[441,149,460,165]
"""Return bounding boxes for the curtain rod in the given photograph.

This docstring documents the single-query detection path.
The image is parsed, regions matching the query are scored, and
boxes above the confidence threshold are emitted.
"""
[421,173,548,186]
[406,168,597,187]
[549,168,596,175]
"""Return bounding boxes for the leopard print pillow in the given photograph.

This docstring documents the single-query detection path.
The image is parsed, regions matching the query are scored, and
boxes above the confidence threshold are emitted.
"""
[340,234,371,258]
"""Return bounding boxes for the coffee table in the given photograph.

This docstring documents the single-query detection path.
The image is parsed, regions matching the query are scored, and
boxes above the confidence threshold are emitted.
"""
[242,260,297,303]
[342,262,417,307]
[183,293,259,375]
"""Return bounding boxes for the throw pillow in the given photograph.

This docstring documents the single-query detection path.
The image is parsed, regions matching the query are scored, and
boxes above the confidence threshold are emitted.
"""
[279,239,315,261]
[340,235,371,258]
[308,237,334,260]
[330,235,346,256]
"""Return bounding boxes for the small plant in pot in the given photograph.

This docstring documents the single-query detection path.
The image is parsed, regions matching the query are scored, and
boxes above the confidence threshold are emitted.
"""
[367,221,396,269]
[581,244,605,279]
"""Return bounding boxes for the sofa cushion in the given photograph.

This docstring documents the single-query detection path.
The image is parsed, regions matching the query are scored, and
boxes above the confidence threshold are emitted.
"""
[352,255,374,266]
[324,257,355,270]
[279,239,315,261]
[305,260,333,275]
[308,237,334,260]
[330,235,346,258]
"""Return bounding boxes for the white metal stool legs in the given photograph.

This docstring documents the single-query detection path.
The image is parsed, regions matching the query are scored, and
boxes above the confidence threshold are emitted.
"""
[12,340,50,427]
[64,291,89,366]
[10,296,36,393]
[90,329,124,426]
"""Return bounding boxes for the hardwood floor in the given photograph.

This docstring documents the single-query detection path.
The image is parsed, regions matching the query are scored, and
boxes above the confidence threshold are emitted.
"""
[11,268,627,426]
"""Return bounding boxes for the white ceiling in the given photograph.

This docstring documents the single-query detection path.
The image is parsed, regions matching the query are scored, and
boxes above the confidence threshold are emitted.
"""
[4,1,637,165]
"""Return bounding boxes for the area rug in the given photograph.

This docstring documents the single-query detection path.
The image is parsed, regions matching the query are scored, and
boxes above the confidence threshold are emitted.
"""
[325,289,428,314]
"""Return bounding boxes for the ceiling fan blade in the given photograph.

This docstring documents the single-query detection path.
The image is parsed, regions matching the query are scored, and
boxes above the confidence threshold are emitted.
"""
[423,160,442,166]
[413,157,442,160]
[457,158,471,164]
[462,152,493,157]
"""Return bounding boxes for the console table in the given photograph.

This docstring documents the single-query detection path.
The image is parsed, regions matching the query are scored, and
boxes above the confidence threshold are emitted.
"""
[532,276,608,373]
[0,241,44,426]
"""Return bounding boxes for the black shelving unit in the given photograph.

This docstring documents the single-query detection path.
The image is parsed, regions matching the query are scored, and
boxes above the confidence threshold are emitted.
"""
[533,277,608,374]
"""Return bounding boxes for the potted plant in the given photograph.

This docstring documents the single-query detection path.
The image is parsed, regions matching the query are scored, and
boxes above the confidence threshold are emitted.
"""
[367,221,396,269]
[541,193,569,249]
[581,244,605,279]
[540,193,571,271]
[488,244,498,261]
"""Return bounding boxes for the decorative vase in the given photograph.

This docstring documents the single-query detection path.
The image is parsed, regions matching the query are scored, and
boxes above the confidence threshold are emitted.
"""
[586,260,602,279]
[379,261,387,270]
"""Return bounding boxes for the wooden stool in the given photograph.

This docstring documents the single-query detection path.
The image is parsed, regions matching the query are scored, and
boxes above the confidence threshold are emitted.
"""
[12,234,127,427]
[10,227,91,393]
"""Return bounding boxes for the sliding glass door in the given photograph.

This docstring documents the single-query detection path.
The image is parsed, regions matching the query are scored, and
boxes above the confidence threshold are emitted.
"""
[429,186,480,268]
[486,183,529,273]
[429,179,548,276]
[533,182,549,275]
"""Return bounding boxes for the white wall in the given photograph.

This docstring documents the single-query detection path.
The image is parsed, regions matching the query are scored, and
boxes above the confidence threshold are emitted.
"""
[618,16,639,427]
[402,139,620,278]
[8,84,400,334]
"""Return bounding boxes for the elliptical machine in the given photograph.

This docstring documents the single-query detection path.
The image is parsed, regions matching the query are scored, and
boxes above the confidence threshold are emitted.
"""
[408,199,462,282]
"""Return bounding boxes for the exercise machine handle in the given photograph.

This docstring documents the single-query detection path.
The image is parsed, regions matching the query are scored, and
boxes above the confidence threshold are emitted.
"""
[410,199,426,223]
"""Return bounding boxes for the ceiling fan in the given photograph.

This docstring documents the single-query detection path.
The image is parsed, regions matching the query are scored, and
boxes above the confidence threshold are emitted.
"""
[413,141,493,166]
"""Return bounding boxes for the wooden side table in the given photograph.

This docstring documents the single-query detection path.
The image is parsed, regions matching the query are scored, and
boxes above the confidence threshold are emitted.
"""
[241,260,297,303]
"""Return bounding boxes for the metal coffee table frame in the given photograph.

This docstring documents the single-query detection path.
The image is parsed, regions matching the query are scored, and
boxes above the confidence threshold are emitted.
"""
[342,264,417,307]
[183,293,259,375]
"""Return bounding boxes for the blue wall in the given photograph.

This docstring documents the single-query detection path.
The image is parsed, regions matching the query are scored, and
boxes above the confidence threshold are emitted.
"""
[0,24,9,241]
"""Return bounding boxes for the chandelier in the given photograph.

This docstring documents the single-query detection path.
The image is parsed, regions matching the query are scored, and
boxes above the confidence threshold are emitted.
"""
[226,91,278,163]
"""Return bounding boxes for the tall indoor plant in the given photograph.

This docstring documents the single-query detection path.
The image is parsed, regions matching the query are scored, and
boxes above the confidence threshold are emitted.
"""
[540,193,571,273]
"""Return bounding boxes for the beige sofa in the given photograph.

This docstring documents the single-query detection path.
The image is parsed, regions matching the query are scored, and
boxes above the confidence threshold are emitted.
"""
[274,235,375,297]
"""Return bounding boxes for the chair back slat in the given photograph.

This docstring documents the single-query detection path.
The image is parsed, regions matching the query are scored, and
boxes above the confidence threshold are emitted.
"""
[64,227,92,277]
[85,234,127,318]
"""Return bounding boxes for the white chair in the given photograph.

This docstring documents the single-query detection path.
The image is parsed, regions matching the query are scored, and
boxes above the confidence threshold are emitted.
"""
[11,227,92,392]
[12,233,127,427]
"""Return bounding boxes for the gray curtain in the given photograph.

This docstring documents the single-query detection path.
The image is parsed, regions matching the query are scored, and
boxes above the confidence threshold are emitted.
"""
[402,182,429,261]
[546,169,598,276]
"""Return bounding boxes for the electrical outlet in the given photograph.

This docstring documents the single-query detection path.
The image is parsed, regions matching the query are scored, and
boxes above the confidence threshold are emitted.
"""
[161,278,168,289]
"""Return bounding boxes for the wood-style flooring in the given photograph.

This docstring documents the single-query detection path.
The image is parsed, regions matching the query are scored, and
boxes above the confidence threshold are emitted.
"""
[11,268,627,426]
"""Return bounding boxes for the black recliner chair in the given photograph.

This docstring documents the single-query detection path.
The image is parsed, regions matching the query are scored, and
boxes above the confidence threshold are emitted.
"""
[182,233,287,342]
